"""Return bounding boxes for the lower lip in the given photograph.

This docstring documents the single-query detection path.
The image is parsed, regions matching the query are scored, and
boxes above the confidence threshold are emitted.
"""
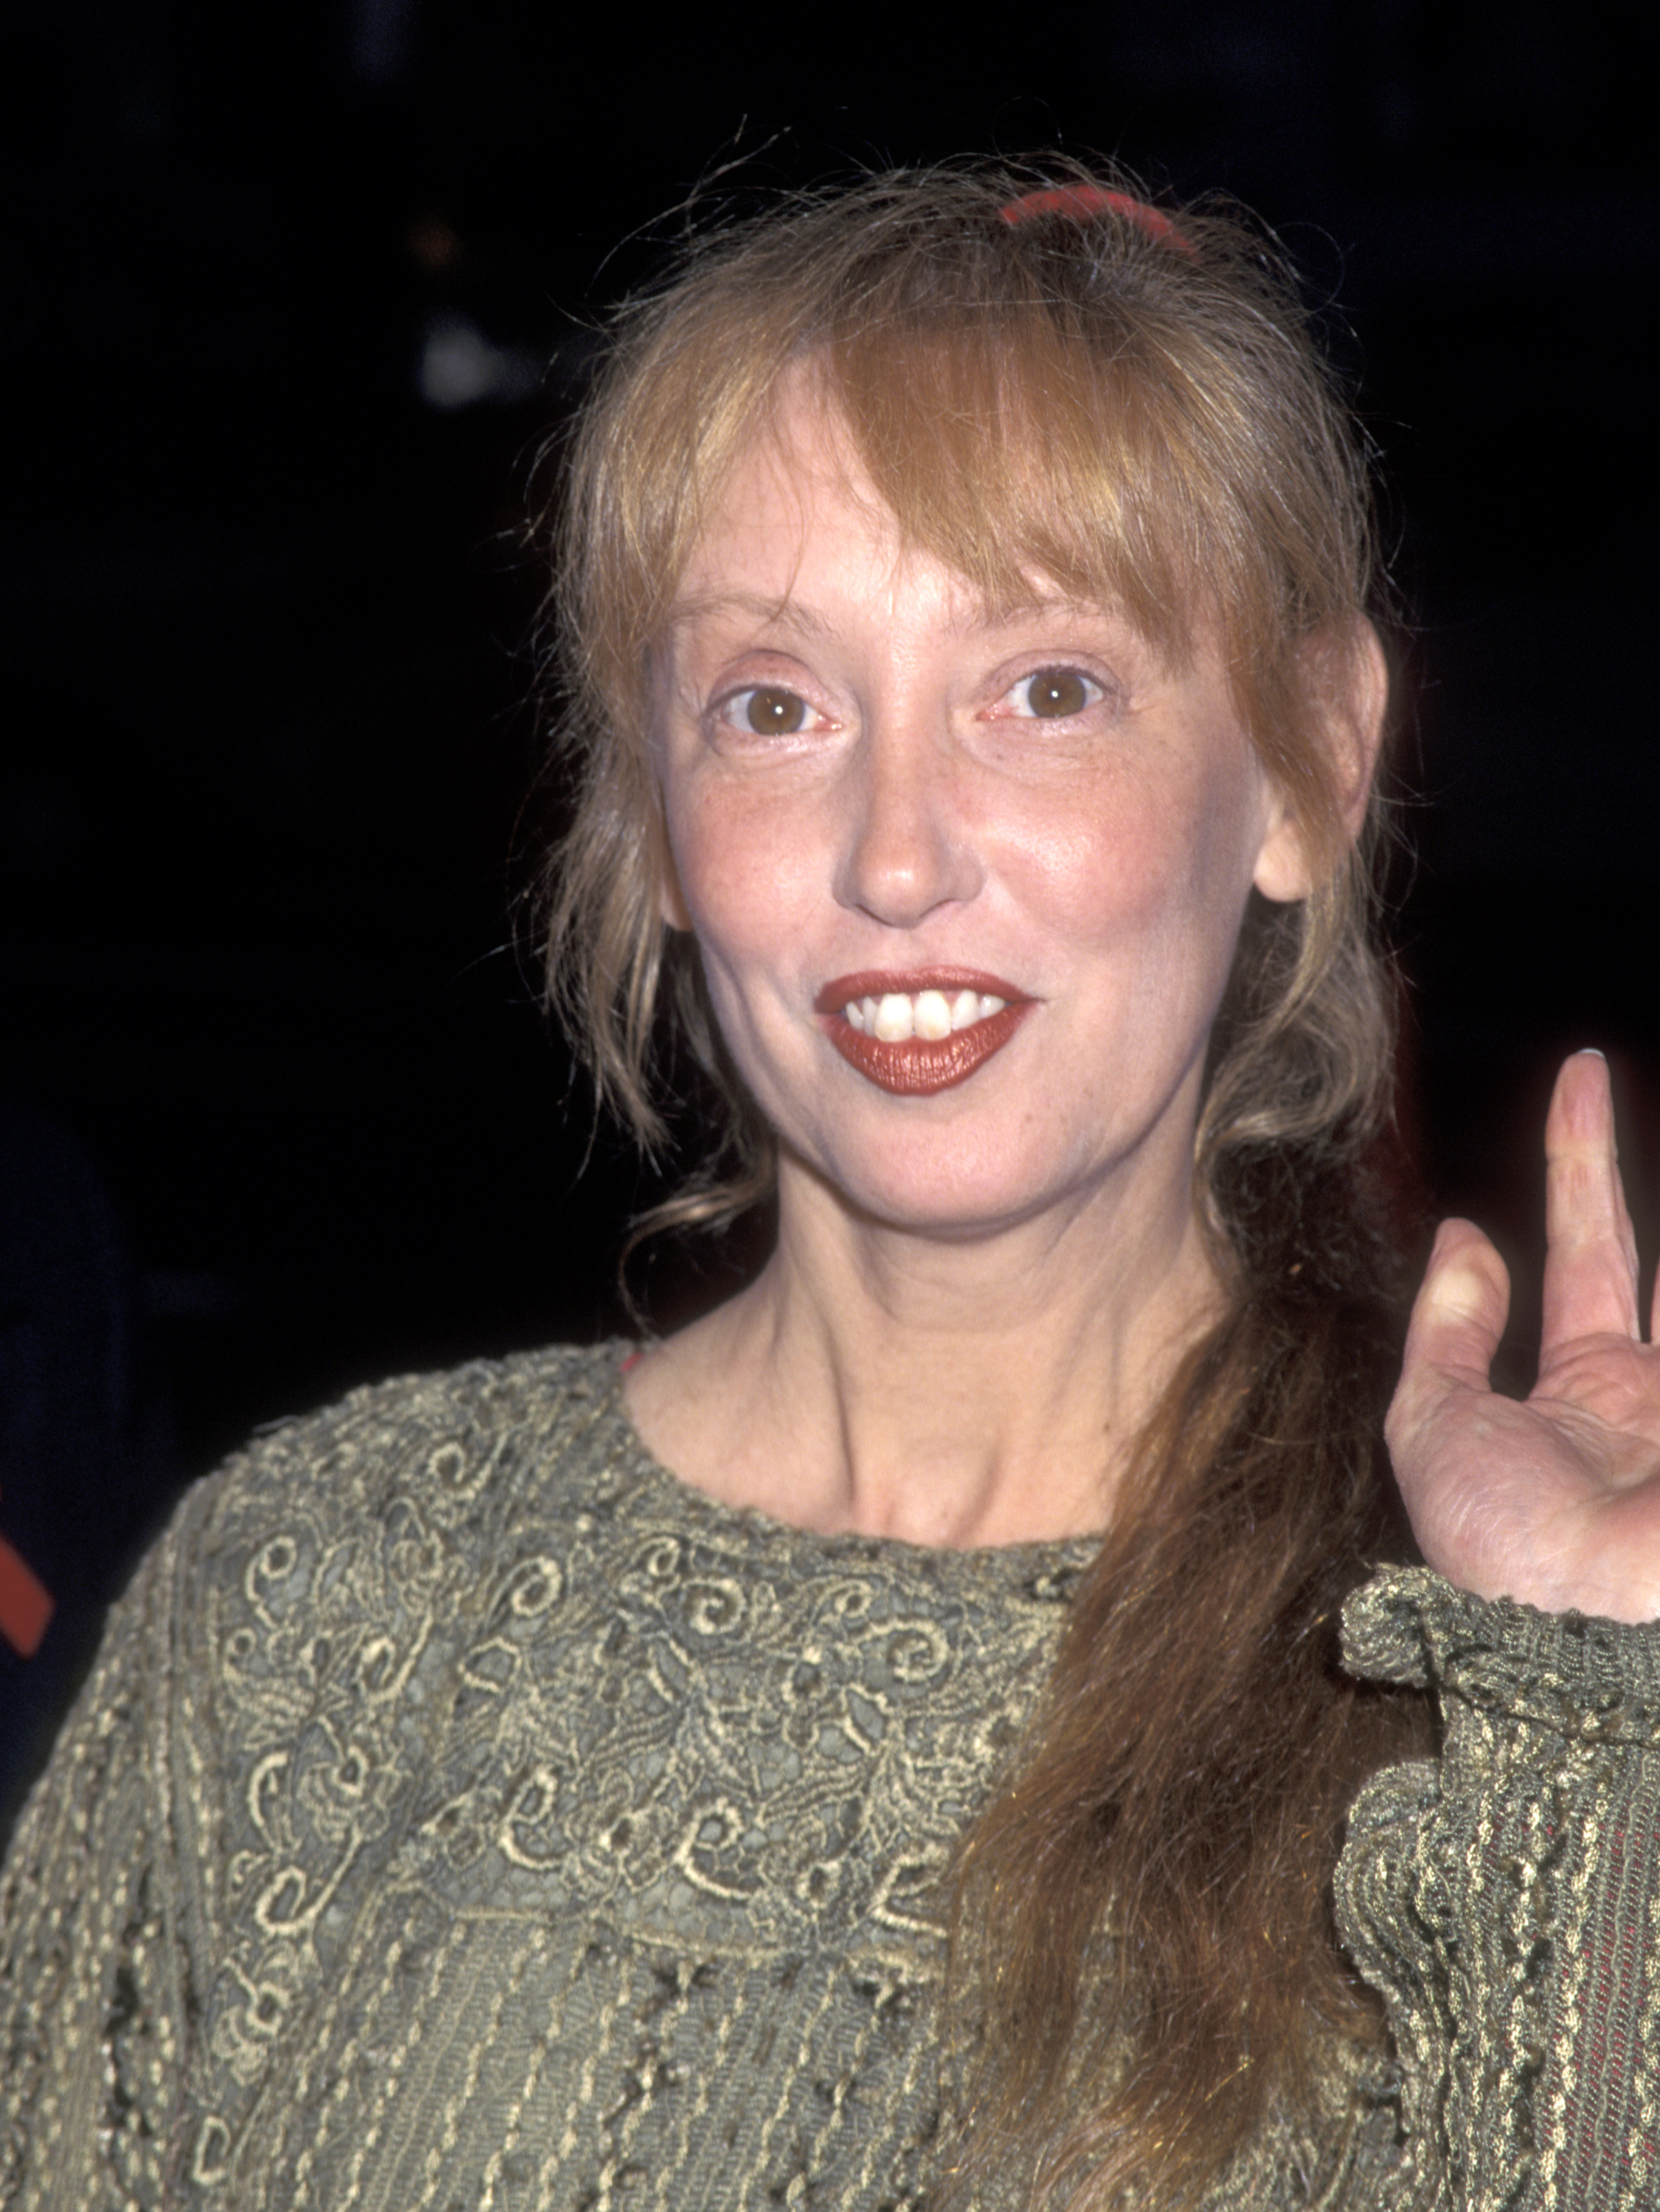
[823,1004,1031,1095]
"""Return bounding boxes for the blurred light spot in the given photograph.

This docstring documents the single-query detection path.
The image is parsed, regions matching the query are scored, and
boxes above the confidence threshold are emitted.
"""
[418,315,540,411]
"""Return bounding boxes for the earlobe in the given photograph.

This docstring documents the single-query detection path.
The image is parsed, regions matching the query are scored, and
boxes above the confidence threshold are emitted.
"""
[1251,618,1389,904]
[1250,793,1317,905]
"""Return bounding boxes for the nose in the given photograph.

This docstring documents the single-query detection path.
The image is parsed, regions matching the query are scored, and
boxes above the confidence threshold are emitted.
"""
[832,717,983,929]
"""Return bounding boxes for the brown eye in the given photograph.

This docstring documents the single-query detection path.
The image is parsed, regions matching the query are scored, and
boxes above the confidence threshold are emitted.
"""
[740,687,808,735]
[1025,669,1090,718]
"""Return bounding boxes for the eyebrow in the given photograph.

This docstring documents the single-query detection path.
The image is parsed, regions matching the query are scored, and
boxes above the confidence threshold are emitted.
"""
[664,591,841,641]
[663,588,1116,643]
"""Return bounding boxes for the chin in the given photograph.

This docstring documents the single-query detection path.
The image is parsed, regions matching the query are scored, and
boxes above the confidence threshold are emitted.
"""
[794,1141,1092,1242]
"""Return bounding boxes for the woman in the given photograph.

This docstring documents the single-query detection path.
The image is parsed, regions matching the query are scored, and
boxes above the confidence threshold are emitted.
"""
[4,163,1659,2211]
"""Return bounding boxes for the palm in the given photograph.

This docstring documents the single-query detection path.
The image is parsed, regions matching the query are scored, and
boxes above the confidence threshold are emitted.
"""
[1386,1052,1660,1623]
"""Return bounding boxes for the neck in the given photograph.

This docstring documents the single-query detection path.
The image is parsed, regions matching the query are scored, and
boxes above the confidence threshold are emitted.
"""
[625,1154,1225,1549]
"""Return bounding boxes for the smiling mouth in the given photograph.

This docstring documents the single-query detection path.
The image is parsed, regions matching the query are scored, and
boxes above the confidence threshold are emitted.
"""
[813,971,1032,1096]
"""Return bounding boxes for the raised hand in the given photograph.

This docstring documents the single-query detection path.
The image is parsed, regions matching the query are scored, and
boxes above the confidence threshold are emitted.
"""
[1386,1050,1660,1623]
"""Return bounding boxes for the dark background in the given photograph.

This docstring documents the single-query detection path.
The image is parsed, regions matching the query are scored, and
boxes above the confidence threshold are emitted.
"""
[3,0,1656,1802]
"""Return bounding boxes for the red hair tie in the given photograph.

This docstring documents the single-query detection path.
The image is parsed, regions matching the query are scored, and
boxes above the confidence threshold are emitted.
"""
[999,183,1195,258]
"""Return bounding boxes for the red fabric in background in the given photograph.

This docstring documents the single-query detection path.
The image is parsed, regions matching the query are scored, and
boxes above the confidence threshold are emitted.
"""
[0,1495,53,1660]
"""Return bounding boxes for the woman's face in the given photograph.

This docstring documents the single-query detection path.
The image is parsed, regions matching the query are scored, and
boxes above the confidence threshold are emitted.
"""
[652,383,1311,1248]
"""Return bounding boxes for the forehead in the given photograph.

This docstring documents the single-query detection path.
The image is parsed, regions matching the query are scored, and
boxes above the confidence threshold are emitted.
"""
[685,379,905,571]
[668,378,1174,655]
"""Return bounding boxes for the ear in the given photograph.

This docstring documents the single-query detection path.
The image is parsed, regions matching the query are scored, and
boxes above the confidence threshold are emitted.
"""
[658,826,693,933]
[1251,618,1389,903]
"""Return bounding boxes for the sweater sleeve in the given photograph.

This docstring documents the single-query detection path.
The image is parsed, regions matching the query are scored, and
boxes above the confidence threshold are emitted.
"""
[0,1518,190,2210]
[1335,1565,1660,2212]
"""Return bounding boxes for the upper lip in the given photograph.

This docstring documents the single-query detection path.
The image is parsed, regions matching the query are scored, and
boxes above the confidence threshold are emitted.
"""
[813,968,1030,1015]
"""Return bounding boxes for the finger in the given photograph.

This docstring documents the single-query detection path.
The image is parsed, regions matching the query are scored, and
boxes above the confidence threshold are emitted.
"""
[1541,1049,1641,1353]
[1389,1217,1511,1430]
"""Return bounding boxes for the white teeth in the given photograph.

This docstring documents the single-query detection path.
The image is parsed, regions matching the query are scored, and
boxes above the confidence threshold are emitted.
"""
[874,992,914,1041]
[913,990,952,1040]
[840,989,1013,1040]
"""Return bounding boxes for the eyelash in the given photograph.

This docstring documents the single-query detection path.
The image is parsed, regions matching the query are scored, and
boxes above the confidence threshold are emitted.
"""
[991,667,1107,721]
[712,685,829,740]
[708,664,1110,741]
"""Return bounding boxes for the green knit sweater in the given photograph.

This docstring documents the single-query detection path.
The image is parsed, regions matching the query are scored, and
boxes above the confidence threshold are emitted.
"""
[2,1343,1659,2208]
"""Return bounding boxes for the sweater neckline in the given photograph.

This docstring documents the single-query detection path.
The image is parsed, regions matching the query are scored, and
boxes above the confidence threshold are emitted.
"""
[586,1338,1104,1595]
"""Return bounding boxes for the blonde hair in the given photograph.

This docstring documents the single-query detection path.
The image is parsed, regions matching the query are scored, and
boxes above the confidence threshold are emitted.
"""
[538,161,1422,2208]
[544,161,1389,1211]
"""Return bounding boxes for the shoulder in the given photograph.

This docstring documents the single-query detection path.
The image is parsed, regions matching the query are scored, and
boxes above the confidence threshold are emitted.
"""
[138,1342,648,1867]
[173,1340,642,1615]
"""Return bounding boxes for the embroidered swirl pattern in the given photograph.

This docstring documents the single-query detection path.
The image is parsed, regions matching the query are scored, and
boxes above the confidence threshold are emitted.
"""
[7,1353,1660,2208]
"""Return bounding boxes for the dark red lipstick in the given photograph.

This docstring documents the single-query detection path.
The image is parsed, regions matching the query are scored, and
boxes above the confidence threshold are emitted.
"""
[813,970,1034,1096]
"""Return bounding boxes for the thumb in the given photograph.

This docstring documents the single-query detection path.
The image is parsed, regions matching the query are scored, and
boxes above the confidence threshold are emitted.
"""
[1387,1219,1511,1444]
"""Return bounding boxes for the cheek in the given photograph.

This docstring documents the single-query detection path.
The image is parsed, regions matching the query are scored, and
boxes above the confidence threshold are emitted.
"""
[1013,765,1267,1037]
[665,785,813,987]
[1028,778,1260,945]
